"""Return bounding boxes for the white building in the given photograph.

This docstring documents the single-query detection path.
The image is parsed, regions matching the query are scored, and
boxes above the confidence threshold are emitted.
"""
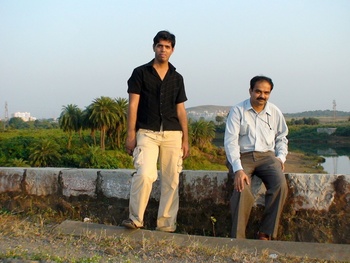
[12,112,37,122]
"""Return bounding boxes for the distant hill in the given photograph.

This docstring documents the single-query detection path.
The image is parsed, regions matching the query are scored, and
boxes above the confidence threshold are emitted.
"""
[284,110,350,118]
[187,105,231,121]
[187,105,350,121]
[187,105,232,113]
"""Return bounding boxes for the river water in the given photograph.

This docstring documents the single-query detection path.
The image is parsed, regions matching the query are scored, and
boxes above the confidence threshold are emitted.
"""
[321,156,350,175]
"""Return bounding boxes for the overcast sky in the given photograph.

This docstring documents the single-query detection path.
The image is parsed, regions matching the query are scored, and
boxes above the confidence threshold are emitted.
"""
[1,0,349,119]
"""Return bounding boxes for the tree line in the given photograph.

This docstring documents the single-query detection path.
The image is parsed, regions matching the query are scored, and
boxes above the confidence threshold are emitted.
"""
[1,98,348,169]
[58,96,217,152]
[0,96,219,168]
[287,117,320,126]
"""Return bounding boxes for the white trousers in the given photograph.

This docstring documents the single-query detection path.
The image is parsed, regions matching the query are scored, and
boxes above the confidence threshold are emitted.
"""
[129,129,183,232]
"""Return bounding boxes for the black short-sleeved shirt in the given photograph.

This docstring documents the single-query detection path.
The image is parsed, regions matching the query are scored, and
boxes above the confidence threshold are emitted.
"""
[127,59,187,131]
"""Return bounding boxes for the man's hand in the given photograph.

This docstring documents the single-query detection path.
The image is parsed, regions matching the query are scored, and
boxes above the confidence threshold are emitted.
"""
[234,170,250,192]
[182,141,190,159]
[125,133,136,156]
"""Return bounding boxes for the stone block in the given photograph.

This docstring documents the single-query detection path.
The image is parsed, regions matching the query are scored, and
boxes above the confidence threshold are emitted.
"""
[25,168,62,196]
[180,171,267,205]
[98,169,133,199]
[181,171,228,204]
[60,169,99,197]
[286,173,345,211]
[0,168,24,193]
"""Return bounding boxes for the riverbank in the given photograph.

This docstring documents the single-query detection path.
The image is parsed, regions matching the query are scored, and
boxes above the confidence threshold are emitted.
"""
[284,151,325,174]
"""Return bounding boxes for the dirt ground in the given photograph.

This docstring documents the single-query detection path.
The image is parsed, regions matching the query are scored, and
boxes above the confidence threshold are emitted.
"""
[284,151,325,174]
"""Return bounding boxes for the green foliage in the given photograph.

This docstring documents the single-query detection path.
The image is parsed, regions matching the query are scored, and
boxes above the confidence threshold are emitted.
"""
[288,123,350,141]
[215,123,226,133]
[0,128,135,169]
[88,96,121,151]
[287,123,350,157]
[190,119,216,150]
[3,158,31,167]
[288,125,329,141]
[57,96,128,152]
[4,118,58,130]
[107,97,128,149]
[29,138,61,167]
[334,126,350,136]
[60,153,83,168]
[4,115,347,170]
[59,104,83,149]
[284,109,349,118]
[0,135,34,162]
[215,115,225,124]
[79,146,119,169]
[183,146,226,171]
[59,104,82,133]
[33,119,59,129]
[287,117,320,126]
[8,117,29,129]
[110,149,133,168]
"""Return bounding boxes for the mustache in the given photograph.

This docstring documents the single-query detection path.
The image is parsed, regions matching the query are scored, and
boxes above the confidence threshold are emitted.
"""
[257,98,266,101]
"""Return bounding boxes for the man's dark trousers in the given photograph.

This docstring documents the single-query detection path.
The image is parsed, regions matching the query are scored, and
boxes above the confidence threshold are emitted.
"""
[229,151,288,239]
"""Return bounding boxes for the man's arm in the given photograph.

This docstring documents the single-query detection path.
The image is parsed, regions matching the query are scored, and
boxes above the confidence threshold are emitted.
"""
[275,113,289,171]
[176,102,189,159]
[224,107,243,172]
[224,106,250,191]
[125,93,140,156]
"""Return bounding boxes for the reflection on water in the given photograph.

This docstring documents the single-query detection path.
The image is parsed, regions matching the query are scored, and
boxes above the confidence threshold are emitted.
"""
[316,148,349,174]
[317,148,337,156]
[320,156,350,175]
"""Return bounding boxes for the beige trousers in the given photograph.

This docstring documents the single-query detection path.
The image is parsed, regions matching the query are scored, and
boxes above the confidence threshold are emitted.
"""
[129,129,183,232]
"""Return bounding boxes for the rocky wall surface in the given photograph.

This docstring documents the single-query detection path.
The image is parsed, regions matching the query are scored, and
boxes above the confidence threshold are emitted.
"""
[0,167,349,243]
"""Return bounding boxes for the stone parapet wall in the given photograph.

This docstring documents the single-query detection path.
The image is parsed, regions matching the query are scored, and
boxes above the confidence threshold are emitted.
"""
[0,167,349,243]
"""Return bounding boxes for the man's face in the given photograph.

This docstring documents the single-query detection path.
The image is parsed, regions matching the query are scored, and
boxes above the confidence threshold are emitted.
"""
[153,40,174,63]
[249,80,272,109]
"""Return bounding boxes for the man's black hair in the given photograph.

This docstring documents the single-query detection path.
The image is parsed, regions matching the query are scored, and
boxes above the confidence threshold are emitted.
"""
[153,30,176,48]
[250,76,274,91]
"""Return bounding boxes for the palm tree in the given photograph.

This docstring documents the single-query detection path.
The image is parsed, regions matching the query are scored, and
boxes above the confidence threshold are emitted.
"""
[81,105,97,146]
[5,158,30,167]
[89,96,119,151]
[107,97,128,149]
[190,120,216,149]
[29,139,61,167]
[59,104,82,149]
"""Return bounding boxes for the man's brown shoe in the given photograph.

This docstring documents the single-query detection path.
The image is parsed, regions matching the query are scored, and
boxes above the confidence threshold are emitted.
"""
[257,232,271,240]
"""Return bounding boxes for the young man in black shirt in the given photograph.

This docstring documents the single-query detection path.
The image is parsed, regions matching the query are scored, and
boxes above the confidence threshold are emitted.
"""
[122,30,189,232]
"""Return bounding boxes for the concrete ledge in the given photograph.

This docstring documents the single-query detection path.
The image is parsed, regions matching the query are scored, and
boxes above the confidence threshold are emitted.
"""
[56,220,350,262]
[25,168,61,196]
[1,167,348,212]
[0,168,24,193]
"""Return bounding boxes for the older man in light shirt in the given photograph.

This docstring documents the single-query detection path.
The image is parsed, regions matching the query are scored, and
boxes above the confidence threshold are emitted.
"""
[224,75,288,240]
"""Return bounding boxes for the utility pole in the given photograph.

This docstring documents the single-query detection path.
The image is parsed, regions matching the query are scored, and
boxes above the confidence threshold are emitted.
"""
[332,100,336,123]
[4,101,8,131]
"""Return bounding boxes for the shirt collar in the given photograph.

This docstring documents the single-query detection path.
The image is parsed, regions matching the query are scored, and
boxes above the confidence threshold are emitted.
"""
[146,59,176,72]
[244,99,272,116]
